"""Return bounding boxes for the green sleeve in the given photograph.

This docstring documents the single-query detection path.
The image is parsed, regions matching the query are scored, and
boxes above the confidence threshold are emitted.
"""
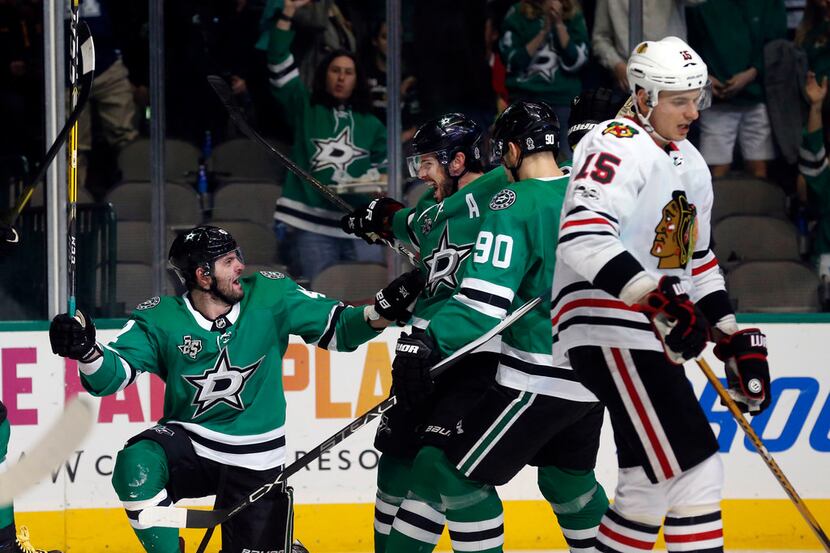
[82,318,161,396]
[800,129,830,204]
[266,27,309,129]
[499,15,535,74]
[427,209,530,356]
[283,285,380,351]
[392,206,416,244]
[558,14,589,71]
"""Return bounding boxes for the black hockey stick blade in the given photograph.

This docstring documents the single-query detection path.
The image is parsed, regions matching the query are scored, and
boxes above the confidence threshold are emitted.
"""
[696,358,830,551]
[139,293,543,531]
[206,74,418,266]
[4,22,95,229]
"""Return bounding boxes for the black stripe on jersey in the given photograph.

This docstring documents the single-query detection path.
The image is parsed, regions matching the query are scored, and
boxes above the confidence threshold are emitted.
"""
[318,304,346,350]
[566,536,596,549]
[267,59,298,81]
[374,507,396,526]
[500,354,581,381]
[798,155,826,169]
[692,248,711,259]
[696,290,733,327]
[552,316,653,344]
[551,281,596,311]
[449,524,504,542]
[565,205,620,224]
[124,496,172,520]
[395,508,445,535]
[276,204,340,228]
[186,430,286,454]
[595,542,627,553]
[460,287,512,310]
[664,510,722,526]
[558,231,616,244]
[593,251,646,298]
[406,211,420,248]
[605,509,661,534]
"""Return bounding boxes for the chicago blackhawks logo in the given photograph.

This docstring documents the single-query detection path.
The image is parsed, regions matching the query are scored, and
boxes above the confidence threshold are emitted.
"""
[651,191,697,269]
[178,335,203,359]
[183,348,263,417]
[489,189,516,211]
[422,225,474,294]
[602,122,639,139]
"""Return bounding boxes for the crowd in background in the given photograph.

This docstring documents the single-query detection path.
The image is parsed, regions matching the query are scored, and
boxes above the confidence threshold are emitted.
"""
[5,0,830,314]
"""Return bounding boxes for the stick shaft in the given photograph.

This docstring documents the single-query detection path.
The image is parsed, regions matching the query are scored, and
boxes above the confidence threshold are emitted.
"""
[696,358,830,550]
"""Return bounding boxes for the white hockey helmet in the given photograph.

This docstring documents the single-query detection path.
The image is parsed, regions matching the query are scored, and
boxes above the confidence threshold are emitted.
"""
[627,36,710,109]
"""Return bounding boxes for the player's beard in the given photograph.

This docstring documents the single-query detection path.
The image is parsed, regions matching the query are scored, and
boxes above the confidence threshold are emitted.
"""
[433,174,457,203]
[210,275,244,306]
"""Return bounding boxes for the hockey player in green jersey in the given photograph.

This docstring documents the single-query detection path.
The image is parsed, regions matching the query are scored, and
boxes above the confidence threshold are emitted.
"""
[381,102,608,553]
[48,225,425,553]
[267,0,387,279]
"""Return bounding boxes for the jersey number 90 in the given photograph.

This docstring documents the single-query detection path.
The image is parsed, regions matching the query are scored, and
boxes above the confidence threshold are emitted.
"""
[474,231,513,268]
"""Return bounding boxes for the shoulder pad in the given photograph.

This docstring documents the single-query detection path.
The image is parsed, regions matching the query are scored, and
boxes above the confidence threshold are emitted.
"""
[489,188,517,211]
[135,297,161,311]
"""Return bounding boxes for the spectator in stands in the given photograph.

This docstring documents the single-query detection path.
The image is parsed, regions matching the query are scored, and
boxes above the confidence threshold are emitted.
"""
[267,0,387,281]
[361,19,419,142]
[687,0,787,179]
[592,0,705,93]
[78,0,139,190]
[486,11,510,114]
[798,71,830,269]
[797,0,830,82]
[499,0,589,158]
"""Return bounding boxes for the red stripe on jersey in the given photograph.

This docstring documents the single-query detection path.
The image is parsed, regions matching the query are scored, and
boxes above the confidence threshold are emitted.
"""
[551,298,638,327]
[598,523,656,549]
[664,528,724,543]
[561,217,615,230]
[736,353,767,362]
[610,348,675,479]
[692,257,719,276]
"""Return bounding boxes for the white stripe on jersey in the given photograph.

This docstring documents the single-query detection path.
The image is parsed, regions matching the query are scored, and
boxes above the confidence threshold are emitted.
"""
[459,278,515,304]
[169,421,287,471]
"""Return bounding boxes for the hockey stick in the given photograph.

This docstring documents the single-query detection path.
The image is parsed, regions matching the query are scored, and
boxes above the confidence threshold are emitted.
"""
[0,396,96,505]
[140,293,543,532]
[66,0,81,314]
[205,74,418,266]
[2,23,94,234]
[696,358,830,551]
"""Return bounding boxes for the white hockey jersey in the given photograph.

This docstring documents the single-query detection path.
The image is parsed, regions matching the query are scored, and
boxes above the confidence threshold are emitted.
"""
[551,117,726,363]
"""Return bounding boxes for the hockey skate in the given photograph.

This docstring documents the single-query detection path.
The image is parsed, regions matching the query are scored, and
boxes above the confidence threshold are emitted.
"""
[0,526,61,553]
[291,539,310,553]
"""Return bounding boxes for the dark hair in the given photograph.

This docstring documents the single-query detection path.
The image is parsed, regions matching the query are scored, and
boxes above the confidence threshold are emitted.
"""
[310,49,372,113]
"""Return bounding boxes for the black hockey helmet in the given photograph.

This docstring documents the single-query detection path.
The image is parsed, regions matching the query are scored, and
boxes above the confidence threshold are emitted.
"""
[168,226,243,287]
[489,100,560,166]
[567,88,624,150]
[406,113,484,178]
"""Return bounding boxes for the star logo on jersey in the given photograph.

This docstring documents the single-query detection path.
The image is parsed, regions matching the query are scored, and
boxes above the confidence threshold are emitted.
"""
[178,335,203,359]
[136,297,160,310]
[523,42,559,82]
[183,348,263,417]
[422,225,474,294]
[489,189,516,210]
[602,122,639,139]
[310,127,370,174]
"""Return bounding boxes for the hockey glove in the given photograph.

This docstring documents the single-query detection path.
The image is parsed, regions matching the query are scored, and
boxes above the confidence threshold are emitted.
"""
[714,328,771,414]
[392,331,439,410]
[49,309,101,362]
[643,276,711,364]
[340,197,404,244]
[374,269,427,325]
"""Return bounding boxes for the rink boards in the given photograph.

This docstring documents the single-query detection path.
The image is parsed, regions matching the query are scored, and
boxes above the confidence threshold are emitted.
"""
[0,316,828,551]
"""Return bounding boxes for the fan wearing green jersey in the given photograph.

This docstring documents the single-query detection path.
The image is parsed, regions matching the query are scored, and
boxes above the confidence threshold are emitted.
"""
[48,225,424,553]
[382,102,607,553]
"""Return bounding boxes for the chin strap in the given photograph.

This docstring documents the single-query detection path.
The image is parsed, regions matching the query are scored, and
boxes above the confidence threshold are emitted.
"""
[635,105,672,145]
[505,150,524,183]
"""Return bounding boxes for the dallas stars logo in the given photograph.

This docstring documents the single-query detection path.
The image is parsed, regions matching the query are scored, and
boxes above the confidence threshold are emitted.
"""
[310,127,369,173]
[422,225,473,294]
[183,348,263,417]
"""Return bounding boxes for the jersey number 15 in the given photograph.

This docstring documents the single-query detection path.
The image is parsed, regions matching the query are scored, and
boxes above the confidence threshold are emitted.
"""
[574,152,621,184]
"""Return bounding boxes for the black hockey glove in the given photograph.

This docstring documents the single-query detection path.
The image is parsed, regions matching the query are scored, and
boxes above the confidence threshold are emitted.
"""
[714,328,771,414]
[392,331,439,410]
[375,269,427,325]
[49,309,101,362]
[340,197,405,244]
[643,276,711,364]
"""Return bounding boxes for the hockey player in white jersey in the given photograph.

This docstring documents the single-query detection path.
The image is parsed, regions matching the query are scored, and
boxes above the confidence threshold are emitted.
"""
[553,37,772,552]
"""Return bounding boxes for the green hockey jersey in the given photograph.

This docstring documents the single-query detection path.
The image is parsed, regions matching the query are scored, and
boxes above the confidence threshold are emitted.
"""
[80,271,380,470]
[267,27,388,237]
[799,128,830,260]
[426,176,596,402]
[391,167,508,329]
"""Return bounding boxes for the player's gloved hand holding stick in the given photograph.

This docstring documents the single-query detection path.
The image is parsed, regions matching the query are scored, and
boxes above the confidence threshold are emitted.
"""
[340,197,405,245]
[641,276,710,364]
[391,330,440,410]
[713,328,771,414]
[372,269,426,325]
[49,309,102,363]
